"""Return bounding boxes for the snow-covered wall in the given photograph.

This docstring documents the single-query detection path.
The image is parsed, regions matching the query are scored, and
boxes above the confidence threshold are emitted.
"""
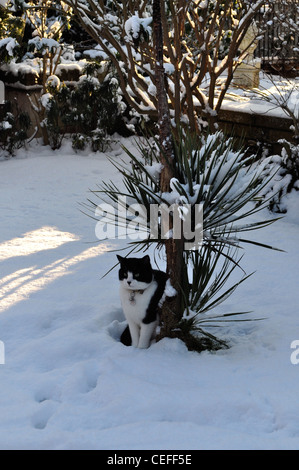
[218,107,295,153]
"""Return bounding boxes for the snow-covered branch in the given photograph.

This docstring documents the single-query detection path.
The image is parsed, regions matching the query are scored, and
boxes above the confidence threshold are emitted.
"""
[63,0,273,131]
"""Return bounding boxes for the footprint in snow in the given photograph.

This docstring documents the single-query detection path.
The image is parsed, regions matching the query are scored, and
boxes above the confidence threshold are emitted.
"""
[31,400,57,430]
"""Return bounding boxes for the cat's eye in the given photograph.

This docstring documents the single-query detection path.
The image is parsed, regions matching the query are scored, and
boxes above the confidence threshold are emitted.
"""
[123,272,128,278]
[135,273,140,278]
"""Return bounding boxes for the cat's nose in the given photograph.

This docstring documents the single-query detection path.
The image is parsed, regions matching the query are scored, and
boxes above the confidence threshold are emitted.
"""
[127,280,131,285]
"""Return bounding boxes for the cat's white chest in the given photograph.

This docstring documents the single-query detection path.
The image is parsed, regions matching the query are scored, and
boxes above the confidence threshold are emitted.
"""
[120,281,157,324]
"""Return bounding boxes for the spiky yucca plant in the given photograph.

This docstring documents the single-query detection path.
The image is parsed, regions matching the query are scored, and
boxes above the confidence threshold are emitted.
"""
[85,131,281,351]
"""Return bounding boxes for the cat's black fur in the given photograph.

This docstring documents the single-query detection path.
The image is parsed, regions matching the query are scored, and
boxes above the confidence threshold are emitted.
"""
[117,255,168,347]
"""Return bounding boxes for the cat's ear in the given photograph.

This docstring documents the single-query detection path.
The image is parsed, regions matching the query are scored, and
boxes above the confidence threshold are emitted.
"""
[117,255,124,264]
[142,255,151,265]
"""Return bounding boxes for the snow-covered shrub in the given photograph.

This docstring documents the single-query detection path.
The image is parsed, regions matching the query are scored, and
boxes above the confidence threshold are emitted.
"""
[281,141,299,190]
[23,0,72,44]
[0,2,24,62]
[71,133,87,151]
[87,130,280,351]
[64,0,268,133]
[44,65,126,151]
[0,1,72,64]
[0,100,31,157]
[0,37,19,62]
[261,141,299,213]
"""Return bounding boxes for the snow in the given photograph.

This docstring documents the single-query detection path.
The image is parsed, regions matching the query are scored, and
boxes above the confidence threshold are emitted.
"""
[0,37,18,57]
[84,46,108,61]
[1,120,12,130]
[124,15,152,43]
[28,37,60,54]
[40,92,52,110]
[221,73,299,119]
[163,62,175,76]
[0,53,88,86]
[197,0,208,8]
[0,136,299,450]
[46,75,60,90]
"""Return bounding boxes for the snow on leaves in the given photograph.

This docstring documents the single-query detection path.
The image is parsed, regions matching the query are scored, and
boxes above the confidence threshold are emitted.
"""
[124,15,152,45]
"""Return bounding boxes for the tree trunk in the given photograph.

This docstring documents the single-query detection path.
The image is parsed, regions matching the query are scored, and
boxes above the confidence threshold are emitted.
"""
[153,0,185,338]
[153,0,173,181]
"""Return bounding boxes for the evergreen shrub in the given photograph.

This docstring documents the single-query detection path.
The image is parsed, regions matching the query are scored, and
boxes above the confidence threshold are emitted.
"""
[259,140,299,213]
[0,100,31,157]
[45,65,127,151]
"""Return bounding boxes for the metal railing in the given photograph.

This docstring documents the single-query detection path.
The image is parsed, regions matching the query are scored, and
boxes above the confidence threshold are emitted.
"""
[255,1,299,74]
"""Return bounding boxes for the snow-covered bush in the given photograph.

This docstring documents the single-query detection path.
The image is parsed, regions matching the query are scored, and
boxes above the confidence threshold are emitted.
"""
[87,130,280,351]
[0,1,72,64]
[0,36,19,62]
[0,1,75,145]
[0,2,24,61]
[280,141,299,192]
[261,141,299,213]
[44,65,127,151]
[0,100,31,157]
[250,74,299,213]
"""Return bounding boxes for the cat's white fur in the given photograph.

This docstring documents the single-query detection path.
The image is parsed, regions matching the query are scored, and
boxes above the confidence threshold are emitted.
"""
[119,272,158,349]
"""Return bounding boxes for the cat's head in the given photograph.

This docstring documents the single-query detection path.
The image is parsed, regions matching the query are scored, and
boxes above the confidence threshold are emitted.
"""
[117,255,153,290]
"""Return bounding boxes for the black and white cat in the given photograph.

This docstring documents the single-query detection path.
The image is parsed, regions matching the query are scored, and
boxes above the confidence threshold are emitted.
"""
[117,255,168,349]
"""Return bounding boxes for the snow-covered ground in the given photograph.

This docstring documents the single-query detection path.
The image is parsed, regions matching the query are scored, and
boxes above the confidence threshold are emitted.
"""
[0,136,299,450]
